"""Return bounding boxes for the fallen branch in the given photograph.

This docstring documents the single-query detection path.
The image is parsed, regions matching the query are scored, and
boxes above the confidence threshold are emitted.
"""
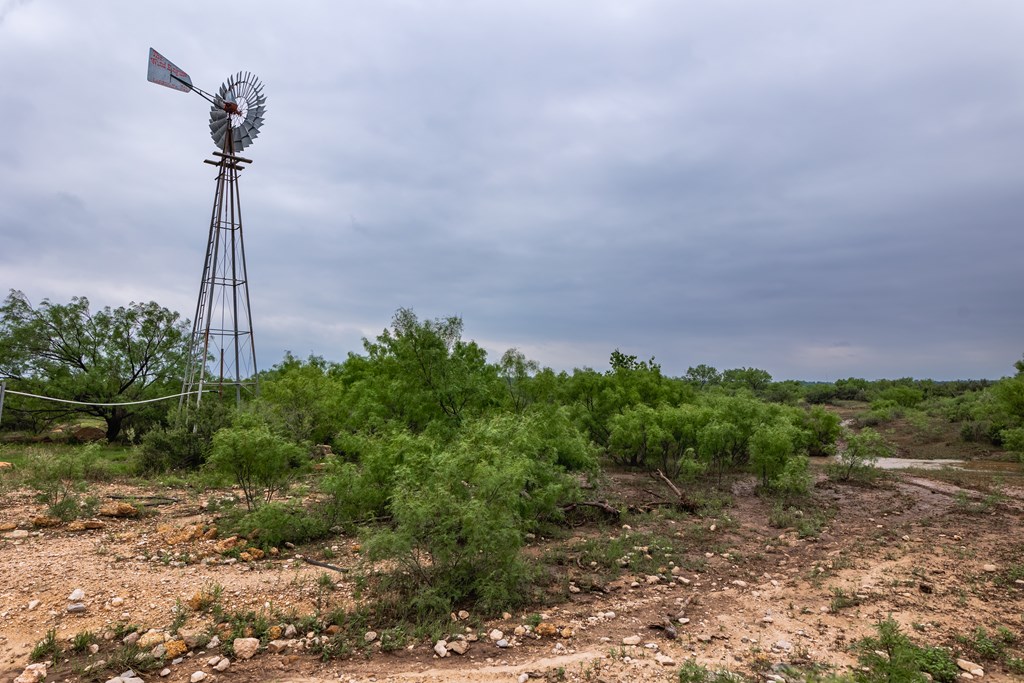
[561,500,621,521]
[654,470,700,513]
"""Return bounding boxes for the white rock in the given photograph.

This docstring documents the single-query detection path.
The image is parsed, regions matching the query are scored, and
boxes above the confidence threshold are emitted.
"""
[111,597,124,607]
[233,637,260,660]
[982,564,997,573]
[732,580,748,588]
[957,659,984,676]
[434,640,448,657]
[27,599,40,610]
[655,653,676,666]
[214,658,230,672]
[69,588,85,601]
[448,640,468,655]
[496,639,510,648]
[458,610,470,620]
[190,672,207,683]
[284,624,297,637]
[622,635,642,646]
[364,630,378,643]
[159,669,170,678]
[518,674,530,683]
[267,639,289,653]
[207,656,221,666]
[488,629,504,641]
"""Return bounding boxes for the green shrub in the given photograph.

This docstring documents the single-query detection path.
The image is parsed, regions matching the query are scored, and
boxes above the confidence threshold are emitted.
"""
[799,405,841,456]
[830,428,892,482]
[364,413,584,619]
[137,400,233,473]
[773,455,813,499]
[230,502,328,548]
[749,421,800,488]
[208,416,304,511]
[24,450,83,513]
[854,618,958,683]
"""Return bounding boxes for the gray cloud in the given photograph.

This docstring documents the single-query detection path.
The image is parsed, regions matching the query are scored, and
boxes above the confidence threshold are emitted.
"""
[1,1,1023,381]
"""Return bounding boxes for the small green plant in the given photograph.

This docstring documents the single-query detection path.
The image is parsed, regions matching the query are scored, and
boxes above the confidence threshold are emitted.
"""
[955,627,1006,662]
[829,587,862,613]
[70,630,97,654]
[30,629,61,663]
[677,660,744,683]
[854,618,958,683]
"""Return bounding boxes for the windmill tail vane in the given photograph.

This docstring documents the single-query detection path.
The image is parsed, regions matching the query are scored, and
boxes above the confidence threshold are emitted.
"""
[148,47,268,411]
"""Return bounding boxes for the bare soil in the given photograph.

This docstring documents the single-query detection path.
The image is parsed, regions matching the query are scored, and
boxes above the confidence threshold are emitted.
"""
[2,458,1024,683]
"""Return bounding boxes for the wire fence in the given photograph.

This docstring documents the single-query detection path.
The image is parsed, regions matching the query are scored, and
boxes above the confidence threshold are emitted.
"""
[0,380,203,425]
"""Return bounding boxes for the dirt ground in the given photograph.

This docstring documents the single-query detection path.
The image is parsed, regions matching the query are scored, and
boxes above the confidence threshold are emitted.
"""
[2,457,1024,683]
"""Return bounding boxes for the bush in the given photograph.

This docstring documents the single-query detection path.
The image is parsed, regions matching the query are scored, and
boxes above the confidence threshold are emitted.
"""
[363,413,586,619]
[24,449,84,516]
[854,618,958,683]
[208,416,305,511]
[830,428,893,482]
[230,502,328,548]
[773,455,812,499]
[137,400,233,473]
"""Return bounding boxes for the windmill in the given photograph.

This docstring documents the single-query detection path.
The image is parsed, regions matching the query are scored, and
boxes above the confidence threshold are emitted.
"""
[148,48,267,409]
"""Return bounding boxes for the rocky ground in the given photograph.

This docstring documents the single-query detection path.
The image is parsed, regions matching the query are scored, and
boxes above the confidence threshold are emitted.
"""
[2,459,1023,683]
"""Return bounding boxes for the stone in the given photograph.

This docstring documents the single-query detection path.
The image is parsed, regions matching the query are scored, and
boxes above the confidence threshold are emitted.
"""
[957,659,984,676]
[178,628,204,649]
[267,639,289,653]
[150,644,166,659]
[32,515,62,527]
[67,602,87,613]
[982,564,997,573]
[448,640,468,655]
[233,637,260,660]
[164,640,188,658]
[122,632,140,646]
[67,520,106,531]
[535,622,558,637]
[655,653,676,666]
[13,663,47,683]
[138,630,167,648]
[622,635,642,646]
[190,672,207,683]
[364,630,378,643]
[560,627,574,638]
[69,588,85,601]
[98,502,139,518]
[434,640,448,657]
[159,669,171,678]
[111,597,124,607]
[518,675,530,683]
[214,658,230,672]
[208,635,221,648]
[27,599,40,610]
[732,580,748,588]
[458,610,470,620]
[284,624,297,638]
[6,529,29,538]
[489,629,504,641]
[514,625,527,636]
[207,656,222,666]
[774,640,793,652]
[496,639,510,648]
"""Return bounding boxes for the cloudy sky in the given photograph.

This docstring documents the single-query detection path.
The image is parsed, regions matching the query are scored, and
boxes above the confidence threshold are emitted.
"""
[2,1,1022,381]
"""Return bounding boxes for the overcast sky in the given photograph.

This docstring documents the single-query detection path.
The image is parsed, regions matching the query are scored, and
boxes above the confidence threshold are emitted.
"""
[1,1,1022,381]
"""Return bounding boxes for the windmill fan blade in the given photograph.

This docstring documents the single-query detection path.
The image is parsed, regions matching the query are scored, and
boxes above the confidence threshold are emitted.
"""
[209,71,267,152]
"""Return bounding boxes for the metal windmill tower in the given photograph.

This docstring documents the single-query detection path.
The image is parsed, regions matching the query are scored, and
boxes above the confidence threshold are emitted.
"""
[148,48,267,409]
